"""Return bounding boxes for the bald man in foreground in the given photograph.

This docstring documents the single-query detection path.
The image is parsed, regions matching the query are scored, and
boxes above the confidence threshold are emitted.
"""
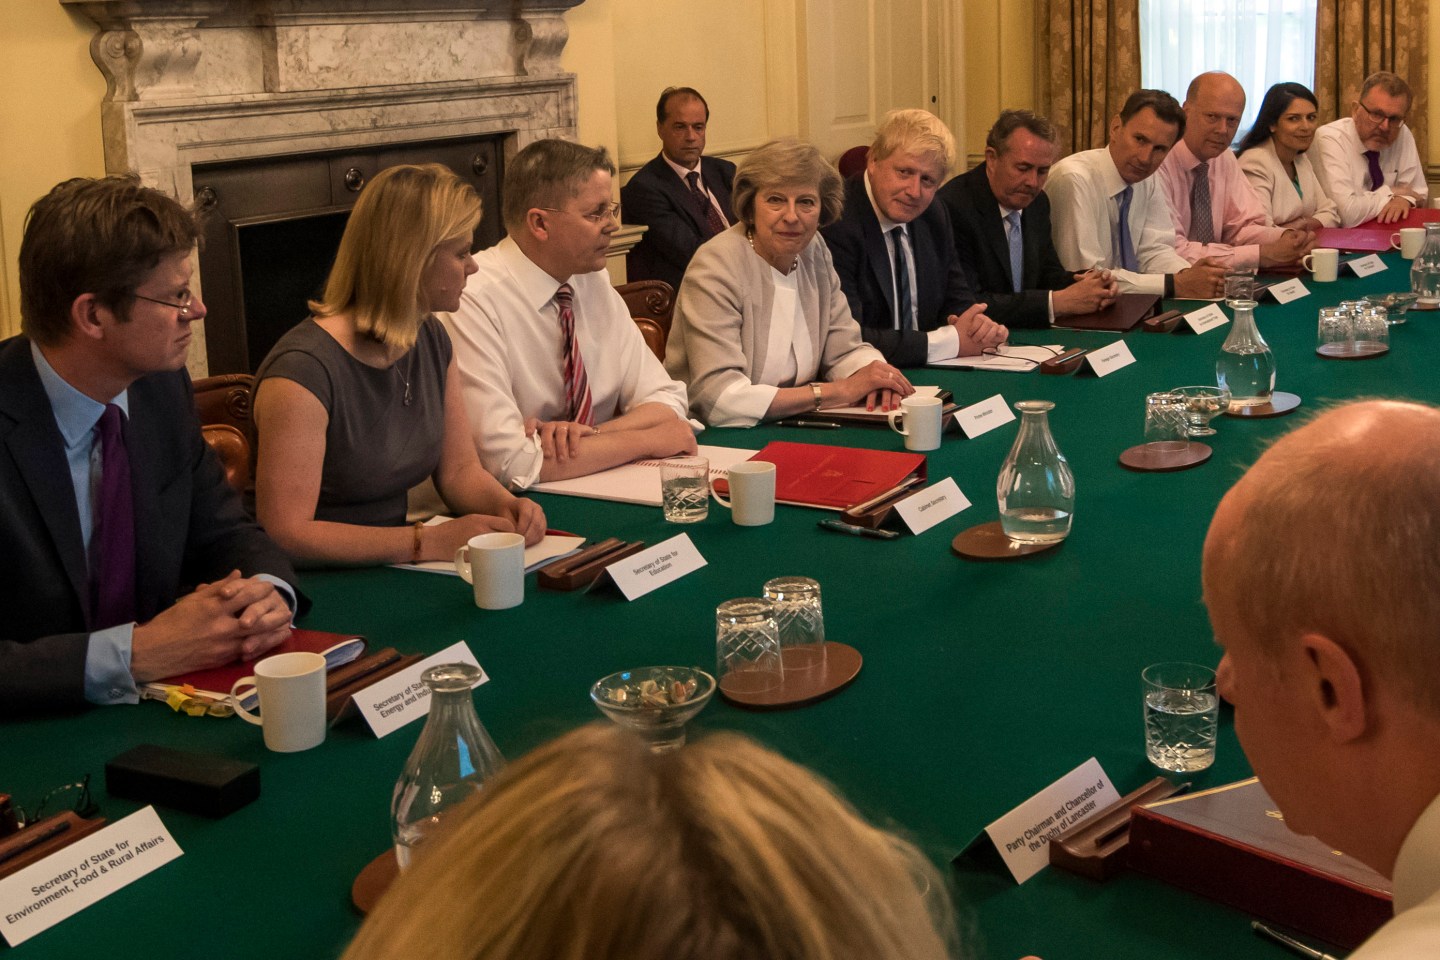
[1203,400,1440,956]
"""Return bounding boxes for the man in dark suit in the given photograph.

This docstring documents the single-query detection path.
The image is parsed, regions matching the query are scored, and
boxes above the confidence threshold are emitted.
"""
[821,109,1006,368]
[1,176,299,716]
[937,110,1118,328]
[621,87,737,293]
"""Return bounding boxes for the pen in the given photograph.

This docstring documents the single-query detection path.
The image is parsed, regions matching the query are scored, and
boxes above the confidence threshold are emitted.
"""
[1250,921,1339,960]
[817,519,900,540]
[777,419,841,429]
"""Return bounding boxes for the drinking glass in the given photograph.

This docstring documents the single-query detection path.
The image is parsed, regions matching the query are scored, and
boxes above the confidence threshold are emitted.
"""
[1142,662,1218,773]
[1223,269,1256,305]
[1143,391,1188,451]
[659,456,709,523]
[1317,306,1350,351]
[762,576,827,675]
[715,598,783,697]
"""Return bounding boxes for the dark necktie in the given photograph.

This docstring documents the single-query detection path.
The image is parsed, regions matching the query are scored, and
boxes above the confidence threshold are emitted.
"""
[556,284,594,426]
[1364,150,1385,190]
[686,171,728,238]
[1190,160,1215,244]
[91,403,136,629]
[892,225,914,330]
[1115,186,1140,272]
[1005,211,1024,293]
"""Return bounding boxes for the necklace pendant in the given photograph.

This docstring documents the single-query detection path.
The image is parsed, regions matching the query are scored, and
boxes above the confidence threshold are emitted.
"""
[403,382,412,406]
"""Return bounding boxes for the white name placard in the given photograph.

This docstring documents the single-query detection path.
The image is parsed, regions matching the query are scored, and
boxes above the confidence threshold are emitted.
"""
[357,641,488,739]
[605,533,707,601]
[1083,340,1136,377]
[954,393,1015,439]
[0,806,182,947]
[1182,303,1229,334]
[1266,277,1309,304]
[1346,253,1387,277]
[892,477,971,535]
[983,757,1118,884]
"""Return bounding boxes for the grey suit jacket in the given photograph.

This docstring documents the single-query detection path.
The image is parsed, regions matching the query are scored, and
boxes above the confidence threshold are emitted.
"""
[665,224,880,426]
[0,336,299,716]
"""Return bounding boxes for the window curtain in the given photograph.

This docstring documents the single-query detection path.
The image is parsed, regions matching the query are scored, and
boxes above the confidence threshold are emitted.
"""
[1140,1,1317,137]
[1037,0,1143,157]
[1314,0,1428,158]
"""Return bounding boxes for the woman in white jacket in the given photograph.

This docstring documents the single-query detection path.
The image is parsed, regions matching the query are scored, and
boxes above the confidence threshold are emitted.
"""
[1237,82,1341,231]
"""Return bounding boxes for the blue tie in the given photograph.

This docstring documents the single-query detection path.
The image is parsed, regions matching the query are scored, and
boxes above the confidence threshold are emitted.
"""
[892,225,914,330]
[1005,210,1024,293]
[1115,186,1139,272]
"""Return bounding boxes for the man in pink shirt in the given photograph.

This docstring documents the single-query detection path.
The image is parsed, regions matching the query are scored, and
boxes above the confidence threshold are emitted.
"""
[1157,72,1314,270]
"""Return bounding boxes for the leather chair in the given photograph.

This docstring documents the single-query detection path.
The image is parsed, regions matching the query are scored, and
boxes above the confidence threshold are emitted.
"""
[837,145,869,179]
[193,374,256,493]
[615,279,675,362]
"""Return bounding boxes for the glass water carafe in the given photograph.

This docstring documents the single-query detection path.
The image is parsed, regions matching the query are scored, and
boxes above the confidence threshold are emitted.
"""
[997,400,1075,543]
[1411,222,1440,306]
[390,663,504,870]
[1216,299,1275,408]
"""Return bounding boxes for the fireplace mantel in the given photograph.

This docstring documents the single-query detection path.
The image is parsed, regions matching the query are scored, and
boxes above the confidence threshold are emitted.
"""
[62,0,585,374]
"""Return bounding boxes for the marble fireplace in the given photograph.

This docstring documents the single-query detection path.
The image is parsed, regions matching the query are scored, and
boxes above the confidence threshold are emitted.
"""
[62,0,588,376]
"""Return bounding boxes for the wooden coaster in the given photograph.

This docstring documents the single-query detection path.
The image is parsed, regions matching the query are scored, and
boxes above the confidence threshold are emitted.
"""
[352,848,400,915]
[1118,441,1212,472]
[1316,342,1389,360]
[951,520,1063,560]
[718,642,862,710]
[1225,391,1301,419]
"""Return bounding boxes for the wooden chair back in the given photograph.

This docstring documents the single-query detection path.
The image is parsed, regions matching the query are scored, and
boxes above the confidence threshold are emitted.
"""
[615,279,676,362]
[193,374,256,494]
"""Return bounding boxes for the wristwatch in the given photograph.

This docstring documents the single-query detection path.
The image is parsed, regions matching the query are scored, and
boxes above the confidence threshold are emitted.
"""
[810,382,824,411]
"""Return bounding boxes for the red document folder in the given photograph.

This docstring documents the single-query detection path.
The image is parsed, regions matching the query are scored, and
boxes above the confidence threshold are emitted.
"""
[740,441,926,510]
[1128,778,1392,949]
[146,628,366,705]
[1319,208,1440,251]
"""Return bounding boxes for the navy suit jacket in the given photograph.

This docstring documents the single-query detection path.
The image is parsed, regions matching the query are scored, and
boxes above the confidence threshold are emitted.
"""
[0,336,300,715]
[821,174,977,368]
[936,163,1072,329]
[622,153,737,292]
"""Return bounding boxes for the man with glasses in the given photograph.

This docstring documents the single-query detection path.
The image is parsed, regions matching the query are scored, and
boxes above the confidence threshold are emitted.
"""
[1,176,299,717]
[1315,71,1427,226]
[444,139,695,490]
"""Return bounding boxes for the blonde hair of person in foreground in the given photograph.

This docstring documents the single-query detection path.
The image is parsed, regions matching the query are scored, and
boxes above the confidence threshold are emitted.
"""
[342,723,960,960]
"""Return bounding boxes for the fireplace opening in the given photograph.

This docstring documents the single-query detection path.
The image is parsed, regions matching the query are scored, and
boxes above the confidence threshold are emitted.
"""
[194,134,507,374]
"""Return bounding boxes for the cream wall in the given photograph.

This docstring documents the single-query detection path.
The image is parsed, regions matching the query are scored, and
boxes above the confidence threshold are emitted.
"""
[5,0,1440,338]
[0,2,107,338]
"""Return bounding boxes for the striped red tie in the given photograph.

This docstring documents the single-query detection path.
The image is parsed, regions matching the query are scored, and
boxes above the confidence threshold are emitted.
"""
[556,283,595,426]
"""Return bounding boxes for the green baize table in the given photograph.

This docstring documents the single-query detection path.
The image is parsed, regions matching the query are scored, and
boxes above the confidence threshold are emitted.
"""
[9,256,1437,960]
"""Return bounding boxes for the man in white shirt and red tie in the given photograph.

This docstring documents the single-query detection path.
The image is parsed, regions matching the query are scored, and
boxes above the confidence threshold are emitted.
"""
[1156,71,1314,269]
[1315,71,1429,227]
[444,139,696,490]
[622,87,738,293]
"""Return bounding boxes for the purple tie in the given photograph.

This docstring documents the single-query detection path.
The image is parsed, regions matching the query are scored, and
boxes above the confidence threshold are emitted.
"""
[1365,150,1385,190]
[91,404,136,628]
[687,171,728,239]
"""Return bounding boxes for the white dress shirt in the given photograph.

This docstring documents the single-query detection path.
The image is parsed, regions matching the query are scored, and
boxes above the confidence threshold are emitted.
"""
[1348,792,1440,958]
[1314,118,1428,227]
[442,237,691,489]
[1044,147,1190,295]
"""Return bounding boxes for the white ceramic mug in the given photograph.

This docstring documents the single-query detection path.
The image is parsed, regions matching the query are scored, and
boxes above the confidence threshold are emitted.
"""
[1393,227,1425,259]
[887,395,943,451]
[454,531,525,610]
[1301,247,1338,282]
[231,651,327,753]
[711,461,776,526]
